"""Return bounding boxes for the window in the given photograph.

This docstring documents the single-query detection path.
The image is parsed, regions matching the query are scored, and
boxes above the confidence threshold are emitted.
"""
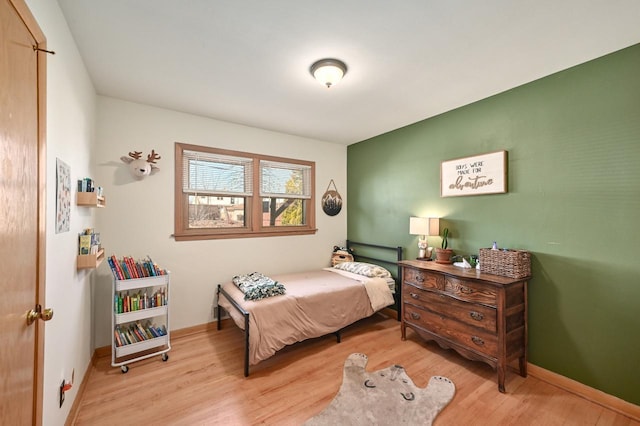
[174,143,316,240]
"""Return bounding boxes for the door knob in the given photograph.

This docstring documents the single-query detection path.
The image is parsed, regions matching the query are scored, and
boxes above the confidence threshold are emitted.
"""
[41,308,54,321]
[26,309,39,325]
[26,305,54,326]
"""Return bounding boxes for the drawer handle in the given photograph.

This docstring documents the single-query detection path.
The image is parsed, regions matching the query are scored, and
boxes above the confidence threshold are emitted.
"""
[416,275,425,283]
[471,336,485,346]
[410,293,419,299]
[460,286,473,294]
[410,312,421,320]
[469,311,484,321]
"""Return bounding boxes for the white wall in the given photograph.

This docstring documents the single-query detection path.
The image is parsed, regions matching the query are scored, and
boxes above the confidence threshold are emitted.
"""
[23,4,346,423]
[92,97,348,347]
[26,0,97,424]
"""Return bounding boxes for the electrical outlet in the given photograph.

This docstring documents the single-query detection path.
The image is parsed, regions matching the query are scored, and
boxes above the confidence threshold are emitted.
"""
[59,380,65,408]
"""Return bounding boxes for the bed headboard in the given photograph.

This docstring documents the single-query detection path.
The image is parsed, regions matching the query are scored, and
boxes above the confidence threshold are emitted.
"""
[346,240,402,268]
[346,240,403,320]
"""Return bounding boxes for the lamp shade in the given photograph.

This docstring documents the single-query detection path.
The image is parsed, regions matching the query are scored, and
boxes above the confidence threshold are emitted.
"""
[409,217,429,235]
[428,218,440,236]
[410,217,440,236]
[310,58,347,88]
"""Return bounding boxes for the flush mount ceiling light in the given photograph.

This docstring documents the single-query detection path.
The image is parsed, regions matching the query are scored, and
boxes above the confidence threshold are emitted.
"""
[310,58,347,88]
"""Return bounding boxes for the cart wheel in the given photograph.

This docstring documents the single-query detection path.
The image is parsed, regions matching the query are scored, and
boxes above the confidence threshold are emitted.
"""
[121,365,129,373]
[162,353,169,362]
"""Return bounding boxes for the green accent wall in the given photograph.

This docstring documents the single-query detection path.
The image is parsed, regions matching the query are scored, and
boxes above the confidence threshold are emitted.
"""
[347,44,640,404]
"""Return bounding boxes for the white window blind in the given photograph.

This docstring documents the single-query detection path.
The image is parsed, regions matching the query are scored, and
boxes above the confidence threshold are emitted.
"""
[183,150,253,196]
[260,160,311,199]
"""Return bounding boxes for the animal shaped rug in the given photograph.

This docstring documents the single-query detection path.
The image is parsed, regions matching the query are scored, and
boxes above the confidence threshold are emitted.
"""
[304,353,455,425]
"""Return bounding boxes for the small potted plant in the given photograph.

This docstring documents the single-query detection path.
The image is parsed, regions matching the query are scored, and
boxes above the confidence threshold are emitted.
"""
[435,227,454,264]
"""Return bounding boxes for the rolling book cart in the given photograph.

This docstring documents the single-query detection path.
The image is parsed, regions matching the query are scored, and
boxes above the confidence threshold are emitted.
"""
[109,255,171,373]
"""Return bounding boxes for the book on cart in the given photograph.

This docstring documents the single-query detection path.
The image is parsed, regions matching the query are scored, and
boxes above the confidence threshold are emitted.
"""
[107,254,167,280]
[110,257,170,373]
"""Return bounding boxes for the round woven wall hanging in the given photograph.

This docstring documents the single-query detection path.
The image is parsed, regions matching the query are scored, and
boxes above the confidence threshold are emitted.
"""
[322,179,343,216]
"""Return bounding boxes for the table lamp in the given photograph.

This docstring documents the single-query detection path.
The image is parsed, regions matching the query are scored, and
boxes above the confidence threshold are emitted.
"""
[410,217,440,260]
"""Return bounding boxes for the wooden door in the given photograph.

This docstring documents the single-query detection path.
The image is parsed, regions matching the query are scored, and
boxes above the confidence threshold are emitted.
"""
[1,0,47,424]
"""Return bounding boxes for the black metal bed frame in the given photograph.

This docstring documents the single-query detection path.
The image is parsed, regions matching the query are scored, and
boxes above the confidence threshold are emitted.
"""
[216,240,403,377]
[346,240,404,321]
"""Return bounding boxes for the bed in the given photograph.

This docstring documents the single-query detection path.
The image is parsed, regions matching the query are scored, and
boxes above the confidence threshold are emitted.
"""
[216,241,403,376]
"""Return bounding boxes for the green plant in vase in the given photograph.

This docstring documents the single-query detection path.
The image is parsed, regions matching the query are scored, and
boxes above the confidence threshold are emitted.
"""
[435,227,454,264]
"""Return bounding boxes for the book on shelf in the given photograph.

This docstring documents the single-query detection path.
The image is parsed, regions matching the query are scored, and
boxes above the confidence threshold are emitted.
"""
[114,320,167,347]
[77,177,99,193]
[117,328,131,346]
[135,322,150,340]
[114,288,166,314]
[78,178,89,192]
[107,256,123,280]
[78,229,101,255]
[125,328,136,344]
[148,326,159,338]
[132,327,145,342]
[78,235,91,255]
[107,254,167,280]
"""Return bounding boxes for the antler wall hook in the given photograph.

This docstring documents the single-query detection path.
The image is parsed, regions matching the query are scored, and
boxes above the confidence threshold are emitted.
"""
[120,149,161,179]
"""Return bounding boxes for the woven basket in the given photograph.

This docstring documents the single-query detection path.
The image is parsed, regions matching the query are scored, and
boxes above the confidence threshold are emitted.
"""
[479,248,531,279]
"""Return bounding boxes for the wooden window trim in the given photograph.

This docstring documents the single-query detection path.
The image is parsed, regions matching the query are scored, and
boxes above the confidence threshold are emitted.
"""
[174,142,316,241]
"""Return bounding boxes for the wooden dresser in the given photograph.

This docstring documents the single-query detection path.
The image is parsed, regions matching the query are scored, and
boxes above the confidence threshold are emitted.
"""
[398,260,529,392]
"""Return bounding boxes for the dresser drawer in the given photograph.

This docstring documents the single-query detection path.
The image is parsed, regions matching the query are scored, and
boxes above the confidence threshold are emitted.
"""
[403,285,497,333]
[404,303,497,357]
[404,267,443,291]
[444,277,497,306]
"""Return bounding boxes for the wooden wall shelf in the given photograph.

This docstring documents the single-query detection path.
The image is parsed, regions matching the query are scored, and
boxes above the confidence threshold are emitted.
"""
[77,192,106,207]
[77,248,105,270]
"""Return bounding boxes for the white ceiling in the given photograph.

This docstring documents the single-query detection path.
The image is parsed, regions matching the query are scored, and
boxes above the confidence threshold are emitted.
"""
[57,0,640,145]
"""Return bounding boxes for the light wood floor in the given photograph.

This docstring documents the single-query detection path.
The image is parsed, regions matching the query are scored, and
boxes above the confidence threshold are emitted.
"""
[71,314,638,425]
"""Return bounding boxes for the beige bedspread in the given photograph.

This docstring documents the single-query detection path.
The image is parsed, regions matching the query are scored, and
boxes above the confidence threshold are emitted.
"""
[218,269,393,366]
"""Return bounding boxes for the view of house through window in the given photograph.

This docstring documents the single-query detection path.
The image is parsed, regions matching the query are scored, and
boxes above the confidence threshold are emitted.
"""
[188,196,245,228]
[174,143,316,240]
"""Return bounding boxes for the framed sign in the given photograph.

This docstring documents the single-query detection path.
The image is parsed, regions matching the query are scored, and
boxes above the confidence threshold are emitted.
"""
[441,150,507,197]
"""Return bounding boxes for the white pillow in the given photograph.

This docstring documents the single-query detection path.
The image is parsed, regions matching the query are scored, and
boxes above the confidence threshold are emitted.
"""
[333,261,392,278]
